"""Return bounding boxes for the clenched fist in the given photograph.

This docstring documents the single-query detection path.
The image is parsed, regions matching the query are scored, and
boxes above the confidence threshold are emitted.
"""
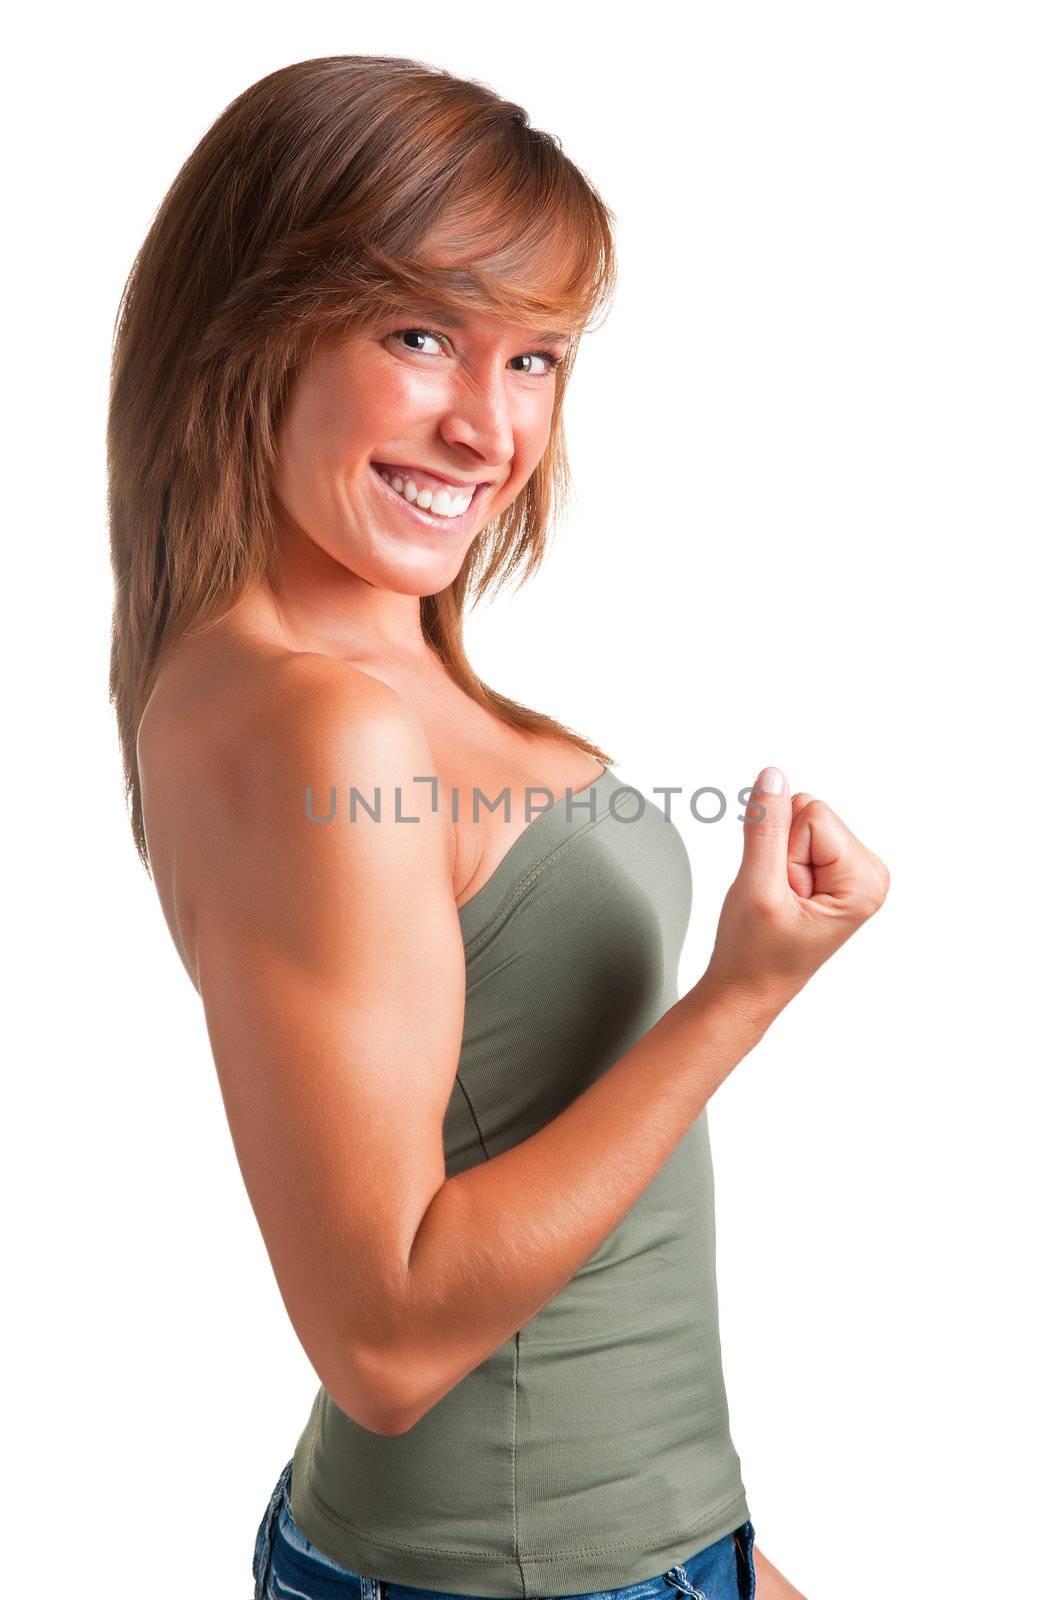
[697,765,890,1033]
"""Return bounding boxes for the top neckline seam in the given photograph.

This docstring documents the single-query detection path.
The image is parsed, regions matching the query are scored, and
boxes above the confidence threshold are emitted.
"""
[455,762,612,925]
[460,773,645,954]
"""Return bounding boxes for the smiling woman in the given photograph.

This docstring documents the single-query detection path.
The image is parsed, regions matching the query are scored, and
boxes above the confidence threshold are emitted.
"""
[108,58,615,872]
[106,50,837,1600]
[263,291,573,572]
[364,322,566,525]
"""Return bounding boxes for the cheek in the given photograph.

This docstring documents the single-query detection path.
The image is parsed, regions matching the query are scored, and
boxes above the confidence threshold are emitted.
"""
[514,402,556,475]
[516,381,559,442]
[282,349,401,471]
[277,372,341,479]
[345,353,427,435]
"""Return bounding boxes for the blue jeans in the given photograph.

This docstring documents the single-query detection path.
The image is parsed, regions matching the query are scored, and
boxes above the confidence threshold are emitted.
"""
[253,1458,756,1600]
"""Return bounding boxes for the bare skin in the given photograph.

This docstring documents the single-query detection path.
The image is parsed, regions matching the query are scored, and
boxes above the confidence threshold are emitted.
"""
[753,1546,809,1599]
[139,304,878,1597]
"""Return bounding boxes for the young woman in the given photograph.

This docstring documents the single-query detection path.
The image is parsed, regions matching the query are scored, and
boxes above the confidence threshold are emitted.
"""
[109,55,888,1600]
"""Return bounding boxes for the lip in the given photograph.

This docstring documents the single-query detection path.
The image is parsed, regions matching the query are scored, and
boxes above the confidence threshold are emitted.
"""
[371,460,487,492]
[368,462,490,534]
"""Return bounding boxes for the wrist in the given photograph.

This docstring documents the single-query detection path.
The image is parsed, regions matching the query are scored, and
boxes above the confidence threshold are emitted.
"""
[688,971,785,1039]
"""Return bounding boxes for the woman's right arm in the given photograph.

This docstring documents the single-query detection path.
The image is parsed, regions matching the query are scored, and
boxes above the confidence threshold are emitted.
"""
[188,659,887,1436]
[395,765,889,1433]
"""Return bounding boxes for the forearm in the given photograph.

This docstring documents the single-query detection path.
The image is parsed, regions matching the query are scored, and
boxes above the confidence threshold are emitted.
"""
[380,981,771,1430]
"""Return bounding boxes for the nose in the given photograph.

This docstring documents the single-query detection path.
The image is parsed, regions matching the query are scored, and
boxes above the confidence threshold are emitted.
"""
[437,365,515,473]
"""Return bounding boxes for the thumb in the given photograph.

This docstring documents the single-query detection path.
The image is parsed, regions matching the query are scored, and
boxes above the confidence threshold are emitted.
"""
[737,765,791,899]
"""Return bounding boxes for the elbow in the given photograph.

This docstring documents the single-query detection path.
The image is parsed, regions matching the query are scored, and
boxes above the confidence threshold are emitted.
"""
[345,1337,426,1437]
[369,1401,424,1437]
[354,1399,415,1438]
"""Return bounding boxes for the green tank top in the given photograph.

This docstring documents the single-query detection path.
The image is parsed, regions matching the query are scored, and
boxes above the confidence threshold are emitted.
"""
[288,765,751,1596]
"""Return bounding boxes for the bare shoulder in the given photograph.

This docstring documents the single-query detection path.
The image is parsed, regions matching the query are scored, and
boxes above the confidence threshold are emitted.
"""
[214,646,434,794]
[141,634,438,823]
[138,634,453,985]
[201,645,449,852]
[141,628,423,759]
[188,644,456,968]
[225,649,453,880]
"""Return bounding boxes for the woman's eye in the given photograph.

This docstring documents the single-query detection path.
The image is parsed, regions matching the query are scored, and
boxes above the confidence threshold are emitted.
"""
[389,328,561,376]
[512,351,562,377]
[391,327,447,356]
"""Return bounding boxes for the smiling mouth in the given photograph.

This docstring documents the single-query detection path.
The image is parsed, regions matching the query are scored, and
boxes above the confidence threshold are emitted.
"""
[369,462,489,528]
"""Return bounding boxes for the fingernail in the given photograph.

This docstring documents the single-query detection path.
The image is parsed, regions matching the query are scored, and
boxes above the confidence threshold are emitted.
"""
[757,765,785,794]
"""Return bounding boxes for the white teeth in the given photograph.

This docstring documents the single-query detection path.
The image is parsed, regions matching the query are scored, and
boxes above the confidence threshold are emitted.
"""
[380,466,473,518]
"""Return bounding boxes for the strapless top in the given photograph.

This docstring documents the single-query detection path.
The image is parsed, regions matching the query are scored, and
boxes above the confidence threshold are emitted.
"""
[288,766,750,1596]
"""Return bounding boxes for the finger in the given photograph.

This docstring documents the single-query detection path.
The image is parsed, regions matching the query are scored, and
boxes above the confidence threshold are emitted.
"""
[788,797,817,898]
[737,766,791,899]
[791,799,861,902]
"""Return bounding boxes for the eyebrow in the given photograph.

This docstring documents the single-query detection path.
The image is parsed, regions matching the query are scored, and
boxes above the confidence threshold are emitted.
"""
[404,304,571,344]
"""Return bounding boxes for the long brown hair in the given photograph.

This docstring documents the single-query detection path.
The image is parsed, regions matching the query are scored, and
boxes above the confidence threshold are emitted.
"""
[108,54,618,870]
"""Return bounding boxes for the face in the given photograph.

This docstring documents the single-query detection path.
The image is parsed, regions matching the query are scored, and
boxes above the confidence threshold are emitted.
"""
[271,303,570,602]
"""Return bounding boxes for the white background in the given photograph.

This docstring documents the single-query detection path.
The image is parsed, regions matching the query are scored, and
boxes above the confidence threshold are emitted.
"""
[5,4,1060,1596]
